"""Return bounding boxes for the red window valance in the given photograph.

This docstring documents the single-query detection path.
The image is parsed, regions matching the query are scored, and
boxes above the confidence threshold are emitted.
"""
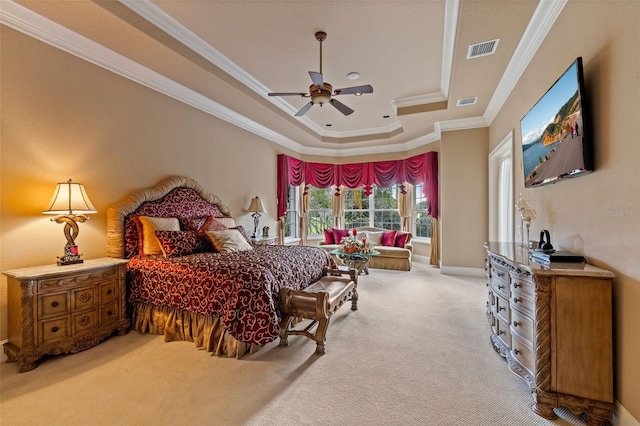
[277,152,438,219]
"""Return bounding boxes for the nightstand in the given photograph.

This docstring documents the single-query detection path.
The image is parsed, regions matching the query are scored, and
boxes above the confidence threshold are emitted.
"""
[252,236,277,246]
[3,257,130,372]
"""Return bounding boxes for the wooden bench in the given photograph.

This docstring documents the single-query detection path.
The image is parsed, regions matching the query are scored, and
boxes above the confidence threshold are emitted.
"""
[279,267,358,354]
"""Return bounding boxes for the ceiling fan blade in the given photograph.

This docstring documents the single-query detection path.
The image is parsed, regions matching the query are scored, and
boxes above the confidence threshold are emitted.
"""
[268,92,307,97]
[334,85,374,95]
[294,102,314,117]
[309,71,323,87]
[330,99,354,116]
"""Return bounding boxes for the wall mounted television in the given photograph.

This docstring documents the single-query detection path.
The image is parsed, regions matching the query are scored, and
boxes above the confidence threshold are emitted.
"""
[520,57,593,187]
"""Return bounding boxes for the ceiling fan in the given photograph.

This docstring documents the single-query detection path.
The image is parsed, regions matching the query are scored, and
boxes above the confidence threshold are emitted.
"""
[268,31,374,117]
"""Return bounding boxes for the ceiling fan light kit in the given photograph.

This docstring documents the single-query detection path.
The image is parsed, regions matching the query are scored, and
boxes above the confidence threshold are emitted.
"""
[268,31,373,117]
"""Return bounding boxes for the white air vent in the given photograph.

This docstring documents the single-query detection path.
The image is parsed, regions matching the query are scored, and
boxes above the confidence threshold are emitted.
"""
[457,97,477,106]
[467,39,499,59]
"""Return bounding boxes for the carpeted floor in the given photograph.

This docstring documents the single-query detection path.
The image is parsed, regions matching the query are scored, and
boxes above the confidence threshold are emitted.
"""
[1,262,587,425]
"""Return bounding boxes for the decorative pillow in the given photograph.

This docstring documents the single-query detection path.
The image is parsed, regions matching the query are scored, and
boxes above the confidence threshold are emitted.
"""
[179,217,209,231]
[214,217,237,229]
[231,225,252,244]
[332,228,350,243]
[206,229,253,253]
[199,216,229,233]
[137,216,180,255]
[155,230,203,258]
[395,231,410,248]
[324,228,336,244]
[381,230,397,247]
[365,231,383,245]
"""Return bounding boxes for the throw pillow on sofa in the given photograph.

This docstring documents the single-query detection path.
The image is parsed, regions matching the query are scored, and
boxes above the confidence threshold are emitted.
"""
[395,231,410,248]
[365,231,383,245]
[332,228,350,243]
[324,228,336,244]
[381,230,397,247]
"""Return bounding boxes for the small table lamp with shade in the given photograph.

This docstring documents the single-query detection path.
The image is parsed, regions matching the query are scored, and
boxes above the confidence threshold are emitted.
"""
[247,196,266,239]
[42,179,97,265]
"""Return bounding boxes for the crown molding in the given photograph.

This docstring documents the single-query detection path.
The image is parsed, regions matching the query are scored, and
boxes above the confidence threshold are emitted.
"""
[484,0,567,125]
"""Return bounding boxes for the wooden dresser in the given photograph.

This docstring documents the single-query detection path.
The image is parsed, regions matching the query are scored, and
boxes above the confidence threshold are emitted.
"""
[3,258,130,372]
[484,242,614,425]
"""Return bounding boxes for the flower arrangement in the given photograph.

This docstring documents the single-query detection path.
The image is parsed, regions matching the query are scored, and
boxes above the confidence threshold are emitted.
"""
[338,230,375,254]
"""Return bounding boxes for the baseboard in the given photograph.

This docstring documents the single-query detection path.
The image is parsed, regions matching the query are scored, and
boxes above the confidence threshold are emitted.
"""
[614,400,640,426]
[0,339,7,362]
[440,265,486,277]
[412,254,431,264]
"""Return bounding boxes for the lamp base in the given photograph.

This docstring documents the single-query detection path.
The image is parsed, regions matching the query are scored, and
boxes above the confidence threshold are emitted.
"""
[57,245,83,266]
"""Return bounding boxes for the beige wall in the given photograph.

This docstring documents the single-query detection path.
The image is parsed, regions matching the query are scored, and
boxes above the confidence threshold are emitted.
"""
[489,1,640,419]
[440,127,489,271]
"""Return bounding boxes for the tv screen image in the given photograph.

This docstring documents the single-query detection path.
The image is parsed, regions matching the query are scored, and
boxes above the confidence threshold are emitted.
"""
[520,57,592,187]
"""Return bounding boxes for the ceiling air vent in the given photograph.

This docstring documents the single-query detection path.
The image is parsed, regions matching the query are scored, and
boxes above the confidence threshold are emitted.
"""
[457,97,477,107]
[467,39,499,59]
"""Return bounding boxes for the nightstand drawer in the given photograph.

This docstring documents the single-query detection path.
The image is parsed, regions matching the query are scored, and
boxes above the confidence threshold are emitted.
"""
[37,268,119,292]
[100,282,117,303]
[100,302,118,325]
[72,309,99,334]
[39,317,71,344]
[72,286,98,311]
[38,292,70,319]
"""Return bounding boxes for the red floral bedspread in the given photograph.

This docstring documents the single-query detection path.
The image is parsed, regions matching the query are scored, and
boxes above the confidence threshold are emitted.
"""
[127,245,336,345]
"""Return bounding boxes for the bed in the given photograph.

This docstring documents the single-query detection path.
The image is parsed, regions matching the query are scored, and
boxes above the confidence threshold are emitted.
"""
[106,176,335,358]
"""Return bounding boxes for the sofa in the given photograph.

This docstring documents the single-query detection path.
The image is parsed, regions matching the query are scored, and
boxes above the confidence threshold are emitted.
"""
[317,226,412,271]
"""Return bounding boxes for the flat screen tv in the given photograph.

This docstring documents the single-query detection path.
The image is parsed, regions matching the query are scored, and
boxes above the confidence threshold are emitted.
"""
[520,57,593,187]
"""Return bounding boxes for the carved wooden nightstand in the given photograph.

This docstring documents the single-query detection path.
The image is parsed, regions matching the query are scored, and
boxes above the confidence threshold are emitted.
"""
[3,258,130,372]
[251,236,278,246]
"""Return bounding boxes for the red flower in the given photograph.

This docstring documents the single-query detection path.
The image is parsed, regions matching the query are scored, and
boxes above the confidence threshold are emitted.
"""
[352,228,358,236]
[348,246,356,253]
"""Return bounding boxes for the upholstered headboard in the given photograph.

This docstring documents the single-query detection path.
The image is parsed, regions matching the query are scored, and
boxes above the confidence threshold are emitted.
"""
[106,176,232,259]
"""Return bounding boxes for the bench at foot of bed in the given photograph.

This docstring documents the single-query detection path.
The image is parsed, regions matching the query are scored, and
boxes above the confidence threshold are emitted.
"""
[278,267,358,355]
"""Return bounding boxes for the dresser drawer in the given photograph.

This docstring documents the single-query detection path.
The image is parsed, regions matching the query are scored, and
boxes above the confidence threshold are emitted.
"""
[511,309,534,344]
[71,286,99,311]
[496,317,511,349]
[512,276,534,298]
[511,291,534,317]
[511,333,534,375]
[495,293,510,324]
[490,265,510,299]
[72,309,99,335]
[100,301,119,325]
[100,281,117,303]
[37,267,119,292]
[39,317,71,344]
[38,292,70,319]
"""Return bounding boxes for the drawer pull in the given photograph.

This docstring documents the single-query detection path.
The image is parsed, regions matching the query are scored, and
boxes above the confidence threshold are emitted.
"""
[499,330,505,335]
[513,297,520,303]
[107,310,113,316]
[51,326,59,333]
[513,349,520,355]
[499,306,505,311]
[496,272,504,278]
[513,321,519,327]
[51,301,59,307]
[107,289,113,295]
[498,285,504,290]
[513,283,520,288]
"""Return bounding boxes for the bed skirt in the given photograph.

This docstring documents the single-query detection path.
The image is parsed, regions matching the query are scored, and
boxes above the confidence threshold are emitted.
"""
[131,302,261,359]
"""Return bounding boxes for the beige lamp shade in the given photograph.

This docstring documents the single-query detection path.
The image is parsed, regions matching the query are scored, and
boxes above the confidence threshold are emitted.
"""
[43,179,97,215]
[247,196,266,213]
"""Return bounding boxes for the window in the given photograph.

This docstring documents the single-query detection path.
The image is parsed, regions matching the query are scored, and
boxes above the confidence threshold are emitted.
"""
[413,183,432,239]
[307,186,333,235]
[283,184,298,238]
[343,185,401,230]
[344,187,369,228]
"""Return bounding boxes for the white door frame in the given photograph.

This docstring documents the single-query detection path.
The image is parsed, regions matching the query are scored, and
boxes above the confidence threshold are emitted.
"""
[488,131,514,242]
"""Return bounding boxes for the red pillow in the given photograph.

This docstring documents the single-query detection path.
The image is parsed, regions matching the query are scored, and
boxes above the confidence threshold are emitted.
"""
[333,228,350,243]
[395,231,410,248]
[155,230,204,258]
[324,228,336,244]
[381,230,397,247]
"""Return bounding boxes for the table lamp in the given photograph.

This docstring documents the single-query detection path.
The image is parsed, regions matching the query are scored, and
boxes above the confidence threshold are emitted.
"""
[247,196,266,239]
[42,179,97,265]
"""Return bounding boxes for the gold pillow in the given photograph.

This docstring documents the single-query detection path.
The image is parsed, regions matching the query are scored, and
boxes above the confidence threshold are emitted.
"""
[138,216,180,255]
[206,229,253,253]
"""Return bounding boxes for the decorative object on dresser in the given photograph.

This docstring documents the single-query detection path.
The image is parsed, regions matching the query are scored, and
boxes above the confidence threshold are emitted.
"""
[3,258,130,372]
[484,242,614,425]
[42,179,97,265]
[251,235,277,246]
[246,196,266,238]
